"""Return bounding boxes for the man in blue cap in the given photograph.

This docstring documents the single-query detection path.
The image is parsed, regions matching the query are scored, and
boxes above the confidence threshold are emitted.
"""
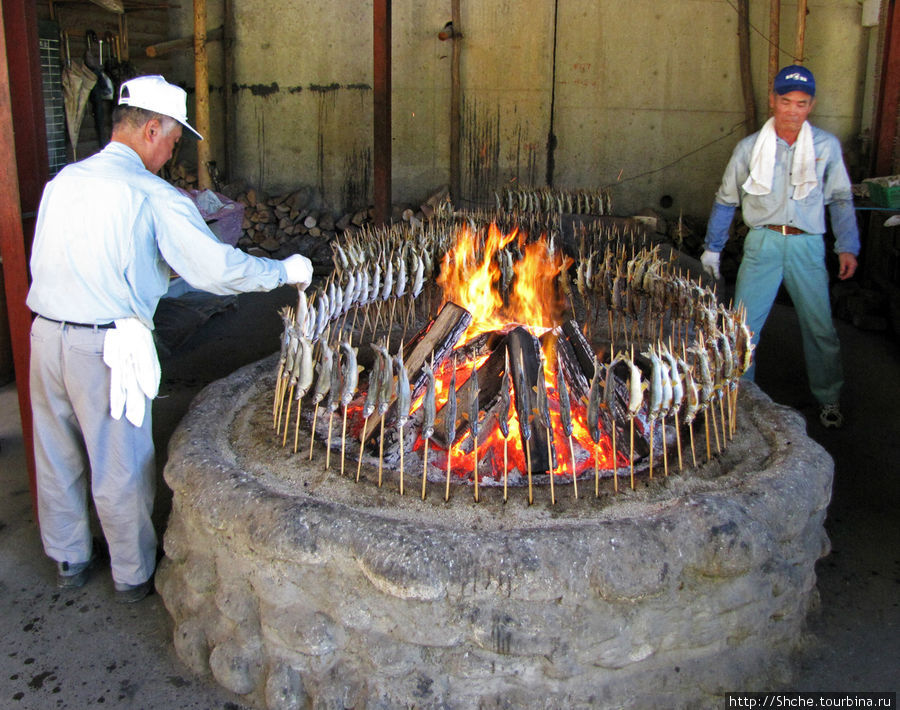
[27,75,313,602]
[701,65,859,429]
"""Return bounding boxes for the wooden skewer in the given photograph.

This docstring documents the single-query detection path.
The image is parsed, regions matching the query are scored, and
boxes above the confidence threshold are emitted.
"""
[610,420,618,494]
[340,405,349,477]
[704,409,712,462]
[281,386,294,447]
[568,435,577,499]
[421,439,429,500]
[355,416,368,481]
[472,433,479,503]
[593,442,600,497]
[525,438,533,505]
[711,401,722,453]
[502,433,508,502]
[661,418,669,477]
[378,416,386,487]
[546,435,555,506]
[292,397,302,454]
[399,428,405,495]
[689,418,697,467]
[629,415,635,490]
[647,418,654,479]
[325,410,335,470]
[674,410,683,472]
[308,403,320,459]
[444,442,452,502]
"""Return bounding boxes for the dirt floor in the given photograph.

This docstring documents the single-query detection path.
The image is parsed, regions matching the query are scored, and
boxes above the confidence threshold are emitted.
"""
[1,285,898,709]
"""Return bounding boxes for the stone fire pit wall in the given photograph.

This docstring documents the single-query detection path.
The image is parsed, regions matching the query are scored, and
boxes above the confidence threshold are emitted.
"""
[157,356,832,709]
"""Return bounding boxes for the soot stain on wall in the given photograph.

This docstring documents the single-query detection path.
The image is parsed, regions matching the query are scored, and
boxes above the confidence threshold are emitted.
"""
[462,97,501,205]
[341,147,372,213]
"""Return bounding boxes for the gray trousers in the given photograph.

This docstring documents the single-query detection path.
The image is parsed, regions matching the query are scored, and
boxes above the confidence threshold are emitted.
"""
[29,316,157,586]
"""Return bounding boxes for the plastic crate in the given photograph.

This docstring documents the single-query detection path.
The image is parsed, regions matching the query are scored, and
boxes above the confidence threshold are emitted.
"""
[865,178,900,209]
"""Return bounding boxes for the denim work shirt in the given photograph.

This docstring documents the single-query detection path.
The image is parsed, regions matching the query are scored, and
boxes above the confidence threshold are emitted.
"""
[706,125,860,256]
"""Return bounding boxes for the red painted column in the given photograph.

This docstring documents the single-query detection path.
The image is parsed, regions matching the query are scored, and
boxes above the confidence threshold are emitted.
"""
[373,0,391,224]
[873,0,900,176]
[0,0,48,510]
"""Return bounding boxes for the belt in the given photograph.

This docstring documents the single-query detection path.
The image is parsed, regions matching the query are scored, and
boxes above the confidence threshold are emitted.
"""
[764,224,807,235]
[39,315,115,330]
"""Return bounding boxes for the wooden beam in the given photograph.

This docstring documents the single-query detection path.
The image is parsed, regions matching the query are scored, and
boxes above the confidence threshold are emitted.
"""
[0,0,41,508]
[145,25,222,58]
[793,0,807,63]
[737,0,757,134]
[223,0,235,181]
[373,0,391,224]
[194,0,211,189]
[449,0,461,203]
[768,0,780,92]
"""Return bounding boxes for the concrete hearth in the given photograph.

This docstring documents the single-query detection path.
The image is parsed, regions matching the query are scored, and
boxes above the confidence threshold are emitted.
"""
[157,354,832,709]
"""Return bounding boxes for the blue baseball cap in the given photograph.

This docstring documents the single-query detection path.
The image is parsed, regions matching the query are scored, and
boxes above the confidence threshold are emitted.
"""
[773,65,815,97]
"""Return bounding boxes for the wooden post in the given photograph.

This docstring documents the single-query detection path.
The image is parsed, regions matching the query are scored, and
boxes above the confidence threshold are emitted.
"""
[449,0,461,203]
[768,0,781,92]
[793,0,807,63]
[873,0,900,177]
[223,0,235,182]
[0,1,42,510]
[194,0,212,189]
[373,0,391,224]
[737,0,757,134]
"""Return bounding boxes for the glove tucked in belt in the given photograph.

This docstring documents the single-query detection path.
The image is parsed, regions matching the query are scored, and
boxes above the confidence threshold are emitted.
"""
[102,318,160,427]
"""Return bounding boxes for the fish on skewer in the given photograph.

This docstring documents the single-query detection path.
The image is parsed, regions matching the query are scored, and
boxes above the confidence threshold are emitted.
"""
[324,348,342,471]
[534,351,555,504]
[498,349,512,501]
[339,342,360,477]
[586,354,603,497]
[513,350,534,505]
[604,352,623,493]
[356,346,382,481]
[395,347,412,495]
[443,357,458,502]
[421,357,436,500]
[291,335,314,454]
[625,349,643,490]
[371,342,395,487]
[556,351,577,499]
[309,339,334,460]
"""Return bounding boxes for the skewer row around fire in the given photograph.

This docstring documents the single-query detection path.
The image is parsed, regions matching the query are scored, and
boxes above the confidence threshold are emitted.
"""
[270,207,754,503]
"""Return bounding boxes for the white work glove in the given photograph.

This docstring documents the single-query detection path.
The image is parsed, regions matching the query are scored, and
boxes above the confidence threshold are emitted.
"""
[700,250,721,280]
[282,254,313,289]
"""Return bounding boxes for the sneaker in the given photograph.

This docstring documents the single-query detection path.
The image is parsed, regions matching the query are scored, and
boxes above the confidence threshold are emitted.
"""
[114,578,153,604]
[819,403,844,429]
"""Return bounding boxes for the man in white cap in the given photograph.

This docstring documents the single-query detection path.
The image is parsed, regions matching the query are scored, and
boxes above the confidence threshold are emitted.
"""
[27,75,313,602]
[701,65,859,430]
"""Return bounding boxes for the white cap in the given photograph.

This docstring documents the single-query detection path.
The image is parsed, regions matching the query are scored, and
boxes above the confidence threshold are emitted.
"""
[118,75,203,140]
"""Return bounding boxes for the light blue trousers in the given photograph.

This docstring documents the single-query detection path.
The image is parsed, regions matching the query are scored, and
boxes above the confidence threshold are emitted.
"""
[734,227,843,405]
[29,317,157,586]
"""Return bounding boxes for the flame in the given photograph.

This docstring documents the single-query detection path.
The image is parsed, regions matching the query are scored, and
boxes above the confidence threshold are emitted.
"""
[414,223,625,483]
[436,223,571,343]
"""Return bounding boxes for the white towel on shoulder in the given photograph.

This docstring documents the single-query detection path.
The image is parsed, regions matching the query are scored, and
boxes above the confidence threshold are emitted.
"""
[742,117,817,200]
[103,317,161,427]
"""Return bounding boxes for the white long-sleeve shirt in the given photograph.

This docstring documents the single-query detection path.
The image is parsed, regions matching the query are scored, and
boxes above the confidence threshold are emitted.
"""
[28,141,287,329]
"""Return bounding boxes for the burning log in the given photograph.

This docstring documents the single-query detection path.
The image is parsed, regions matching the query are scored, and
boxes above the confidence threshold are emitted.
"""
[507,327,554,474]
[362,301,472,443]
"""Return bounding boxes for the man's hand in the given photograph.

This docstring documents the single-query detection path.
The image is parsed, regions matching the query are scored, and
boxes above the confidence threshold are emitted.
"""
[837,252,857,281]
[700,250,721,280]
[282,254,313,289]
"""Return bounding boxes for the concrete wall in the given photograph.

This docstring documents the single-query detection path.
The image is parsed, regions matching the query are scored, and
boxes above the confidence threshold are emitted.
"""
[168,0,870,219]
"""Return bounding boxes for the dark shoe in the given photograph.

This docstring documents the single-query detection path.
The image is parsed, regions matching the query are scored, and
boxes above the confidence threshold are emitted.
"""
[819,403,844,429]
[56,553,96,589]
[114,578,153,604]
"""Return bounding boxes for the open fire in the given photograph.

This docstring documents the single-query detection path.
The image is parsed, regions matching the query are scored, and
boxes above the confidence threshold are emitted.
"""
[271,202,752,502]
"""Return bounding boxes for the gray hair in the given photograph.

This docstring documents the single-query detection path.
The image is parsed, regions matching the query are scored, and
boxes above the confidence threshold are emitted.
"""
[112,105,179,135]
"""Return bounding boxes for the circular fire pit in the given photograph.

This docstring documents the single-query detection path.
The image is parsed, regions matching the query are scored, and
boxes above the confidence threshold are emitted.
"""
[157,354,832,709]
